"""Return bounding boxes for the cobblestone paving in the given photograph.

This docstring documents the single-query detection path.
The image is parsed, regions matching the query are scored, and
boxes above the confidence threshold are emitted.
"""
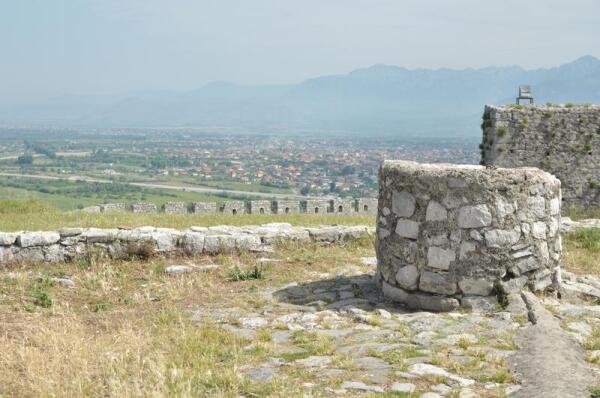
[191,257,525,397]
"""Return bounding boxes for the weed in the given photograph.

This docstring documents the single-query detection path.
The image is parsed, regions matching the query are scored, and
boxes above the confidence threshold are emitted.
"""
[33,290,52,308]
[228,264,266,281]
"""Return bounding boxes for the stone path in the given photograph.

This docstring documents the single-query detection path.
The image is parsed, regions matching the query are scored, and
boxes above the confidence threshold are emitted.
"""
[184,256,600,396]
[191,260,524,396]
[509,292,597,398]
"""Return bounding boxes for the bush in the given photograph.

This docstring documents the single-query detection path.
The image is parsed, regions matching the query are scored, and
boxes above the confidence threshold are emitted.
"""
[228,265,266,281]
[33,291,52,308]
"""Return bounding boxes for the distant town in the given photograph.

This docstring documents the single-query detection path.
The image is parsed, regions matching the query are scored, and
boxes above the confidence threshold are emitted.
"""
[0,128,479,209]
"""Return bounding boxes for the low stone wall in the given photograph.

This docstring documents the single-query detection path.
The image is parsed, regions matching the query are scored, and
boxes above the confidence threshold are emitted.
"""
[191,202,217,214]
[100,203,126,212]
[162,202,187,214]
[130,203,157,213]
[376,160,562,311]
[0,224,374,265]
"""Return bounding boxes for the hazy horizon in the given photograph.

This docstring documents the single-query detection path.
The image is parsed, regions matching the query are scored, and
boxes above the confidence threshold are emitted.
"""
[2,0,600,104]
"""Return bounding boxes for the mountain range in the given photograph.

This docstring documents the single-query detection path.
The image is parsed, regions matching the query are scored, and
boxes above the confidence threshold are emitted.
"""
[2,55,600,138]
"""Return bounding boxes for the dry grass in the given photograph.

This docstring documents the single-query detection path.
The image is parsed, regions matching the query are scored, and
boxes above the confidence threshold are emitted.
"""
[0,237,374,397]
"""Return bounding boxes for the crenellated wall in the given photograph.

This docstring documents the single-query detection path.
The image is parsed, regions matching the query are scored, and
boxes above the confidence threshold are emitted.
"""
[83,198,378,215]
[481,104,600,209]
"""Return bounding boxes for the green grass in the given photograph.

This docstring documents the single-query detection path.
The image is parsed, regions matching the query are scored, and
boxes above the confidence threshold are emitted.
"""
[0,199,374,231]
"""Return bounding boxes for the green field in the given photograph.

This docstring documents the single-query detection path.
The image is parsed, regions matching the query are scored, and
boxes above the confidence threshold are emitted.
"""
[0,200,374,231]
[0,178,237,211]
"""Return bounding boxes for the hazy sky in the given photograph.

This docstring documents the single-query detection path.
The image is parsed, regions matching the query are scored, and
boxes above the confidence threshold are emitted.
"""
[1,0,599,103]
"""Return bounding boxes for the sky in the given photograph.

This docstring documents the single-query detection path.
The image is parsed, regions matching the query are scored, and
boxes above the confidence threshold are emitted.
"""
[1,0,599,103]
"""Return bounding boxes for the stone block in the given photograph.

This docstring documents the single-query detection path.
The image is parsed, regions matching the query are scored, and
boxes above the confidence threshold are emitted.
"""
[457,205,492,228]
[427,246,455,270]
[395,219,420,239]
[0,232,18,246]
[181,232,205,254]
[485,228,521,248]
[395,265,419,291]
[426,201,447,221]
[17,231,61,248]
[458,278,494,296]
[419,271,457,295]
[392,190,415,217]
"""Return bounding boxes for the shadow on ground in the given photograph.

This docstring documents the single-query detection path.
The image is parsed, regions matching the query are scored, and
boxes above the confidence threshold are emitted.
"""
[272,273,410,315]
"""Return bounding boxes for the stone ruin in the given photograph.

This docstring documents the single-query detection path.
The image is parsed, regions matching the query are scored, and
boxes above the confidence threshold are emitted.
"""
[0,224,373,265]
[162,201,188,214]
[375,160,562,311]
[304,199,331,214]
[221,200,245,215]
[191,202,218,214]
[129,203,158,213]
[331,198,355,214]
[86,198,377,215]
[273,200,300,214]
[481,104,600,209]
[248,200,272,215]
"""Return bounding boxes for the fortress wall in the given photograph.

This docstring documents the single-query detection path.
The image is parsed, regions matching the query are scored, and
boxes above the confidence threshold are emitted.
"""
[357,198,378,214]
[330,198,355,214]
[0,224,374,265]
[191,202,217,214]
[129,203,158,213]
[273,200,300,214]
[248,200,272,214]
[304,199,331,214]
[162,202,187,214]
[221,201,245,215]
[376,160,561,311]
[88,198,377,215]
[481,104,600,209]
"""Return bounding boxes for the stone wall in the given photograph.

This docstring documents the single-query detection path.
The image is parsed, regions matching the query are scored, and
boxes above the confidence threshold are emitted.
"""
[304,199,330,214]
[162,202,187,214]
[100,203,126,212]
[357,198,378,214]
[248,200,272,214]
[221,201,245,215]
[376,160,561,311]
[191,202,217,214]
[0,224,374,265]
[331,198,355,214]
[481,104,600,209]
[88,198,377,215]
[273,200,300,214]
[129,203,158,213]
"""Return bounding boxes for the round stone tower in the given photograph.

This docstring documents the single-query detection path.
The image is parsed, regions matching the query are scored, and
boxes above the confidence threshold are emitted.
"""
[376,160,561,311]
